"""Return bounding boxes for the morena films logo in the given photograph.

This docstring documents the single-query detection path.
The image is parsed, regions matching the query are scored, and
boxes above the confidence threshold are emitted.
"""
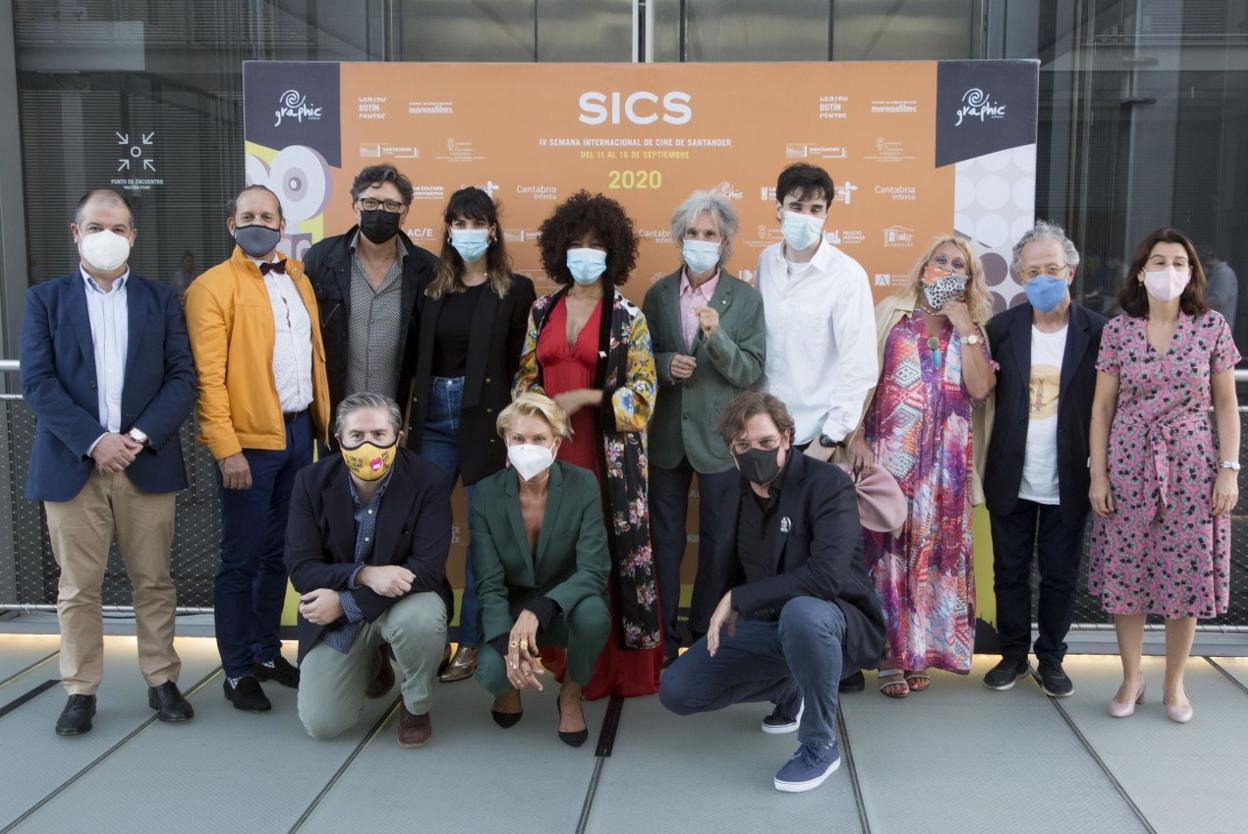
[954,88,1006,127]
[275,90,323,128]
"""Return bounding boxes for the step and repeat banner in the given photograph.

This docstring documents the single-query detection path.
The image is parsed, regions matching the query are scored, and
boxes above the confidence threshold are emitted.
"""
[243,59,1039,634]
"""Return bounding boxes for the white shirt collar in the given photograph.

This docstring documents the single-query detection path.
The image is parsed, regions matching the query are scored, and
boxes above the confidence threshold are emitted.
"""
[80,266,130,293]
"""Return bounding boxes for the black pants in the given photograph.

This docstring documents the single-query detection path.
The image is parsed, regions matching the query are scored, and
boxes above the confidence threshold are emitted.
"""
[989,499,1086,663]
[649,460,739,657]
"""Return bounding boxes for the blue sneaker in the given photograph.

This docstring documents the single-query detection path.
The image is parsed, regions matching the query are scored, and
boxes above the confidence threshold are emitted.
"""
[774,742,841,793]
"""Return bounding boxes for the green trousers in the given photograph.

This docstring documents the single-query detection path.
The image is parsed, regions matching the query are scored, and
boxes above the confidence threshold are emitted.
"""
[476,595,610,696]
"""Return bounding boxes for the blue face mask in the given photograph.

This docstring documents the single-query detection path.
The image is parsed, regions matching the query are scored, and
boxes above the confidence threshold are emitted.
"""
[1024,273,1068,312]
[566,247,607,285]
[450,228,489,263]
[682,240,721,275]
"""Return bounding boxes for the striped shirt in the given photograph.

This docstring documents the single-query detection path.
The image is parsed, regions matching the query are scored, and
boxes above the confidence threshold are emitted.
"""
[81,268,129,443]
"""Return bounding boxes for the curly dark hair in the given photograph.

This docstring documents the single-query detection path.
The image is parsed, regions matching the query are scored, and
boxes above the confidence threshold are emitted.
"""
[1117,227,1208,318]
[538,190,638,286]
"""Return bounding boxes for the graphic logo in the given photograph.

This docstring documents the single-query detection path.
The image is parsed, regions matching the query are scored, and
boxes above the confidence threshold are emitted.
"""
[883,225,915,247]
[710,181,744,201]
[954,88,1006,127]
[274,90,323,128]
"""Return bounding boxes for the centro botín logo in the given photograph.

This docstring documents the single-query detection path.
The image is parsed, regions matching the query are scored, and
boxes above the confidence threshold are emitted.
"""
[274,90,323,128]
[954,88,1006,127]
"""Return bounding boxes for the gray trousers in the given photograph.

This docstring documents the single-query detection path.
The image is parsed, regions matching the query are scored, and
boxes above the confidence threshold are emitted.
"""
[298,591,447,740]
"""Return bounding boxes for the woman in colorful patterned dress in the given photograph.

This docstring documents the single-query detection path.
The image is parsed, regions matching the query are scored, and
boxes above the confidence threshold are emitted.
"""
[849,235,997,698]
[513,191,664,711]
[1089,228,1240,724]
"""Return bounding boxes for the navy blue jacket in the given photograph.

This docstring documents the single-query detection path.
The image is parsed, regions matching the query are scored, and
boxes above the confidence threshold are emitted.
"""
[984,301,1107,529]
[20,272,197,502]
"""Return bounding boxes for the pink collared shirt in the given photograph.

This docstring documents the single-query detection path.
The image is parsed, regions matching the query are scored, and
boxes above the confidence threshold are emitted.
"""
[679,268,720,352]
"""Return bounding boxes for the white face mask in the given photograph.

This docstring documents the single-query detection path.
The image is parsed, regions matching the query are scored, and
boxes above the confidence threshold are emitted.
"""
[1143,265,1191,302]
[80,230,131,272]
[780,210,824,252]
[507,443,555,482]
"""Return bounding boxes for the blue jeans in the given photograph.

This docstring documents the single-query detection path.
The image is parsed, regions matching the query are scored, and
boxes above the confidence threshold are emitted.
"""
[649,462,740,655]
[660,596,850,751]
[420,377,478,647]
[214,412,313,679]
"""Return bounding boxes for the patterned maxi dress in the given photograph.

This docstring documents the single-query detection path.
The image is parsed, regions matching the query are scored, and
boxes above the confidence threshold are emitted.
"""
[864,311,980,673]
[1088,311,1239,618]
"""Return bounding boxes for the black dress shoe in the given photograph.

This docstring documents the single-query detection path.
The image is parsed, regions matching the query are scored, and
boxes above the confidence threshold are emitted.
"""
[983,656,1030,691]
[55,694,96,736]
[1034,659,1075,697]
[556,698,588,748]
[224,676,272,712]
[491,708,524,728]
[148,681,194,722]
[839,671,866,693]
[254,656,300,689]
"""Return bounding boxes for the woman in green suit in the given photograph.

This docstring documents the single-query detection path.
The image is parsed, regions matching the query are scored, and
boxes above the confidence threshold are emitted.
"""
[471,392,611,747]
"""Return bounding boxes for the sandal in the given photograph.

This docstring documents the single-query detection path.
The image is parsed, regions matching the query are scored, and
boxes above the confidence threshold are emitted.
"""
[905,671,931,692]
[877,668,909,699]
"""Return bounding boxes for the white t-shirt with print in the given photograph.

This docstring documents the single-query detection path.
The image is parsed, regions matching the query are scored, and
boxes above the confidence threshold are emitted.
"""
[1018,325,1068,505]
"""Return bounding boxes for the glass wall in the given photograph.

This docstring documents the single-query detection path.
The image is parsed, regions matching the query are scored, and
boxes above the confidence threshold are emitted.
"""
[7,0,1248,354]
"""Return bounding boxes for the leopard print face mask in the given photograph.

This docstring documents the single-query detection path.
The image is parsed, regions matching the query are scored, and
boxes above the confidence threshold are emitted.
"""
[921,266,968,310]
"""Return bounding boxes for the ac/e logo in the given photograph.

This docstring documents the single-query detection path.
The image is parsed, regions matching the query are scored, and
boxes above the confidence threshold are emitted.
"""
[579,91,692,126]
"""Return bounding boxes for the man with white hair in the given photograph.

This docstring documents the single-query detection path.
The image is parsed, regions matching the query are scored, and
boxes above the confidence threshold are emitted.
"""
[982,221,1106,697]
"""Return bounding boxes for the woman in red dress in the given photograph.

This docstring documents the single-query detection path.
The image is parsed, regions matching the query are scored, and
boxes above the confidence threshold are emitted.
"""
[515,191,663,710]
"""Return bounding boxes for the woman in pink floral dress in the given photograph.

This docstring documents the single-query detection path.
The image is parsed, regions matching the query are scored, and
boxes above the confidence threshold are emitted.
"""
[1089,228,1240,724]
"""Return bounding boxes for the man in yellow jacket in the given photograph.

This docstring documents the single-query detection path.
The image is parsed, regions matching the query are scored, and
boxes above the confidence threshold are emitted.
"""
[186,184,330,712]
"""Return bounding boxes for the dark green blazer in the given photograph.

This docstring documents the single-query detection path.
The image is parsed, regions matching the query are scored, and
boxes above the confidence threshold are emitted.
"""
[642,268,766,473]
[469,460,610,645]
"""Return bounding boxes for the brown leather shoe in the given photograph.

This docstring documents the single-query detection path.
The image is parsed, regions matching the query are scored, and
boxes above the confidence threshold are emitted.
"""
[365,644,395,699]
[397,705,431,748]
[438,645,478,683]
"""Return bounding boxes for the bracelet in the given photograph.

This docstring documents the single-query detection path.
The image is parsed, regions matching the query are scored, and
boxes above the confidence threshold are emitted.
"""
[1219,460,1241,471]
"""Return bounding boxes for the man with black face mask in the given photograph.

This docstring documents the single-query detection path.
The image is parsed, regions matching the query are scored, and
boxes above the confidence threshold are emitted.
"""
[186,184,331,712]
[659,391,885,794]
[303,164,437,432]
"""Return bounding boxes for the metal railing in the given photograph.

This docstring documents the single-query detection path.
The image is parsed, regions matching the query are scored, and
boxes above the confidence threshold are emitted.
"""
[1,362,1247,633]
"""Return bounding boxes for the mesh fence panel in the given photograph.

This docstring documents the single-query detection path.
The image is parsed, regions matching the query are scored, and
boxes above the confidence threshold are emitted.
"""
[2,397,1246,627]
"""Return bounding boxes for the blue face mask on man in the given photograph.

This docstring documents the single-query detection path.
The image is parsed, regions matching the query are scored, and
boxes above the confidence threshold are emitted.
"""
[566,247,607,285]
[1024,273,1069,312]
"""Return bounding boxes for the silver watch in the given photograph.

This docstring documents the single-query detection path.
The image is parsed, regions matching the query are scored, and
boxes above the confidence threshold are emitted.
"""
[1219,460,1241,471]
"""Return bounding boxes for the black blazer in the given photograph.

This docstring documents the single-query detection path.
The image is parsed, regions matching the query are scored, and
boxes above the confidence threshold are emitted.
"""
[303,228,438,421]
[707,452,886,669]
[284,448,454,662]
[984,301,1107,528]
[404,274,536,486]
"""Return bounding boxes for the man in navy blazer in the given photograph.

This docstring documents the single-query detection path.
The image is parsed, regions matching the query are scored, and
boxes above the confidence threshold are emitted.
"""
[982,221,1106,698]
[20,189,197,736]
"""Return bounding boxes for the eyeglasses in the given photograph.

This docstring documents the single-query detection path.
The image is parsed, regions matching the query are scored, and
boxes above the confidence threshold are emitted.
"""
[731,435,782,455]
[359,197,405,213]
[1021,264,1068,279]
[930,254,967,271]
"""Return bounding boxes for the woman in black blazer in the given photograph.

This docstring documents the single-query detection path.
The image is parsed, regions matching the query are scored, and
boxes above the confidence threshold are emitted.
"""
[404,186,537,683]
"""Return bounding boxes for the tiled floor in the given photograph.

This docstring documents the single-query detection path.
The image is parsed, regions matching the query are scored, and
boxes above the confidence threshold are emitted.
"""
[1,634,1246,833]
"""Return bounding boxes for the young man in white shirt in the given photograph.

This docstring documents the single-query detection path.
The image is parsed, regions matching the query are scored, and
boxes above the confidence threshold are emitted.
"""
[754,164,878,463]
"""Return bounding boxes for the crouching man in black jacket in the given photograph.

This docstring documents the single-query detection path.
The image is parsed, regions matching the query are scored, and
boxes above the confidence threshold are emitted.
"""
[660,391,885,793]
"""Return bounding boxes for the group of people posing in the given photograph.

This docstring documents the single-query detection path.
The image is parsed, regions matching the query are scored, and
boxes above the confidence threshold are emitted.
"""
[21,159,1239,794]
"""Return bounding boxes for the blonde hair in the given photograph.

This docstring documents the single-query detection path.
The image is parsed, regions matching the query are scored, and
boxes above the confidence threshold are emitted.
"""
[903,234,992,321]
[496,392,571,440]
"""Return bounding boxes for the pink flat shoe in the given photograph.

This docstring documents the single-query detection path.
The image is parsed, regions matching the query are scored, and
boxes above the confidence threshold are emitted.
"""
[1108,680,1145,718]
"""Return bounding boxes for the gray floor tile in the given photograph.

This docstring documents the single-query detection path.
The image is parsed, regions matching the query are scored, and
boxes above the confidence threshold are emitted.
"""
[842,657,1145,834]
[1207,656,1248,692]
[0,634,59,688]
[0,635,221,830]
[1058,656,1248,834]
[584,694,861,834]
[298,680,604,834]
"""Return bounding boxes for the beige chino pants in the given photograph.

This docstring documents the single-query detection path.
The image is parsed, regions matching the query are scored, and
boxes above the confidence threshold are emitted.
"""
[44,469,181,695]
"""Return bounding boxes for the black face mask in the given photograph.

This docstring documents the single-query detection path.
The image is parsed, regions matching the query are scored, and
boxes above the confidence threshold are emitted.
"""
[359,209,401,244]
[735,446,783,486]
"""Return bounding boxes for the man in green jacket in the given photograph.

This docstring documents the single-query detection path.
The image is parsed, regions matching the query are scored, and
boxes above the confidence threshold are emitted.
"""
[642,191,766,665]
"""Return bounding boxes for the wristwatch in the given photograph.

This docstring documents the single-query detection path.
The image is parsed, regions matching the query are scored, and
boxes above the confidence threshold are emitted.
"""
[1220,460,1241,471]
[128,427,149,448]
[818,434,845,449]
[964,333,982,346]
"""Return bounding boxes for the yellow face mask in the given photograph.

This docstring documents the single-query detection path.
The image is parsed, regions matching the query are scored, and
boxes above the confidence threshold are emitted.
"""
[339,440,397,482]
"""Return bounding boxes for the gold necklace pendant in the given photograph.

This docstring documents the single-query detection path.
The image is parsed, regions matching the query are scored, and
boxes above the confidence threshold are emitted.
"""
[926,335,940,351]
